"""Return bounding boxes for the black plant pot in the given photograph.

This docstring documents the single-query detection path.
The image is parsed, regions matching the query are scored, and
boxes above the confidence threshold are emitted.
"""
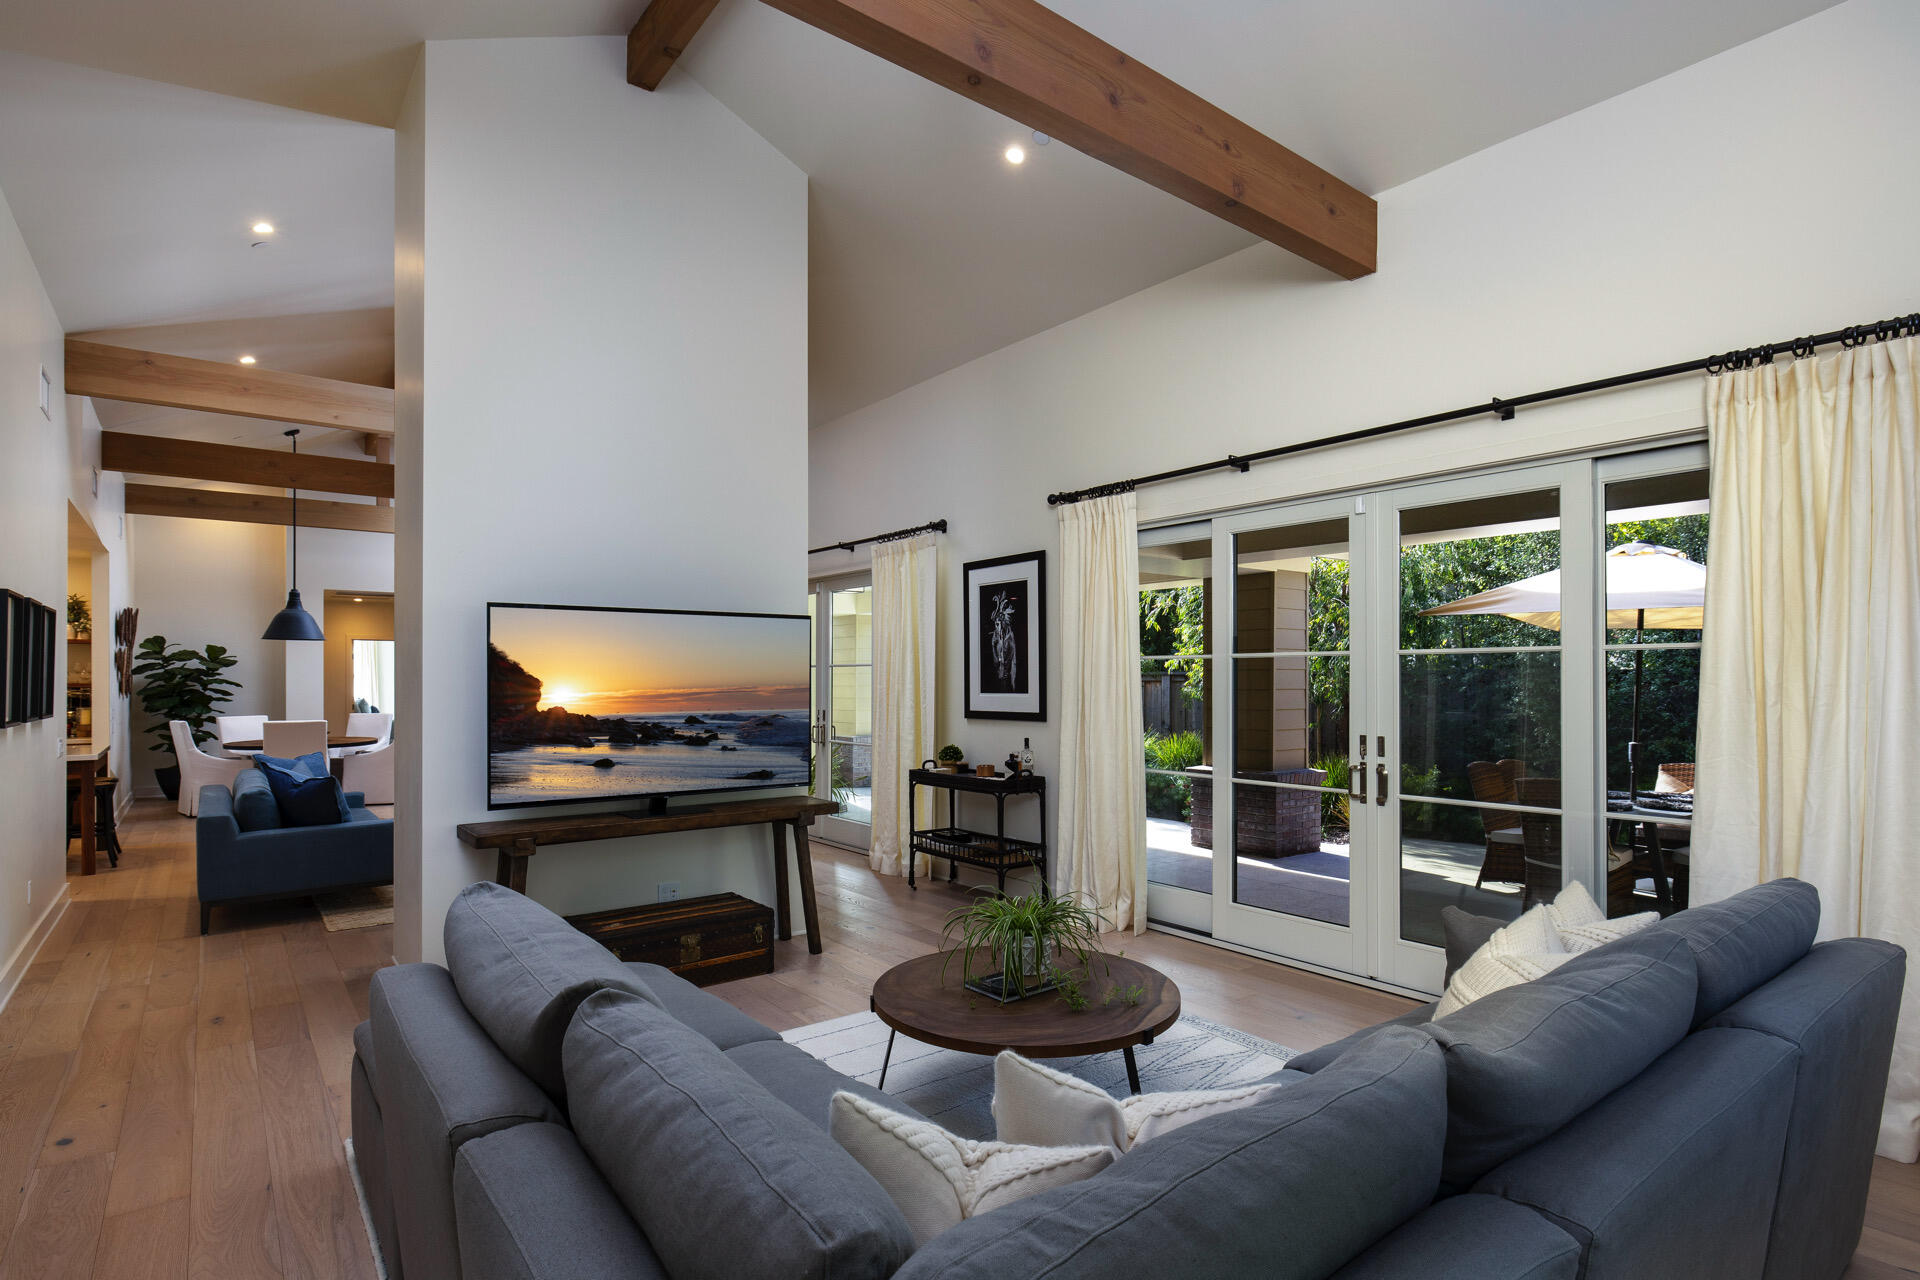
[155,764,181,802]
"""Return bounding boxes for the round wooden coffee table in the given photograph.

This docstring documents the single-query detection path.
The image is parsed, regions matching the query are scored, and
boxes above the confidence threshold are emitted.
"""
[870,952,1181,1094]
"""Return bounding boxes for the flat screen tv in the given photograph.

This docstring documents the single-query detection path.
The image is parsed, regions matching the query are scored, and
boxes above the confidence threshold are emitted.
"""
[487,603,812,811]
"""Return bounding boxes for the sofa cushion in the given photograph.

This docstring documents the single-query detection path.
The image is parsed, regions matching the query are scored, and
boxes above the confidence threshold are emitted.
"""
[724,1038,920,1131]
[1647,877,1819,1025]
[1327,1194,1581,1280]
[622,961,781,1051]
[566,989,915,1280]
[1434,905,1570,1017]
[891,1027,1448,1280]
[1470,1027,1796,1280]
[1283,1002,1435,1075]
[1422,928,1698,1194]
[1441,907,1502,985]
[230,769,283,832]
[444,882,661,1103]
[453,1122,668,1280]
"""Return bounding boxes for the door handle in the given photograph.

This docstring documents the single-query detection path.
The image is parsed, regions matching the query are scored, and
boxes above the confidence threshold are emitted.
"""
[1348,763,1367,802]
[1375,761,1389,806]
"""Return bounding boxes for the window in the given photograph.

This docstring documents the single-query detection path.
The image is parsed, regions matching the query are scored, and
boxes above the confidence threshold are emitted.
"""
[1139,531,1212,894]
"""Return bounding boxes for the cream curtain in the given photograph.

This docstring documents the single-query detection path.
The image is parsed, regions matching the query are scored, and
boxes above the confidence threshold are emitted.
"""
[1057,491,1148,935]
[1694,336,1920,1161]
[868,534,938,879]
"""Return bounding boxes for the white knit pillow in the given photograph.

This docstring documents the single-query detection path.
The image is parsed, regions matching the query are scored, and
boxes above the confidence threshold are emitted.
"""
[828,1091,1113,1248]
[990,1051,1288,1154]
[1434,904,1569,1018]
[1545,880,1659,951]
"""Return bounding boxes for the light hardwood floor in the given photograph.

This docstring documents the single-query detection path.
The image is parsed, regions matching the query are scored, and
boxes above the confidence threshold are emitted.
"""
[1,801,1913,1278]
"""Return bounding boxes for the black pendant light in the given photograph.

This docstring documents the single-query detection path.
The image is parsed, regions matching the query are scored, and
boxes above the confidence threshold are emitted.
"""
[263,428,325,641]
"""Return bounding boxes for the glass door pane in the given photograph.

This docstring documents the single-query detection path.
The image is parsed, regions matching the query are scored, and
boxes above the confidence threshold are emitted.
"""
[811,580,873,849]
[1229,516,1354,925]
[1602,462,1707,918]
[1394,487,1563,946]
[1140,532,1212,897]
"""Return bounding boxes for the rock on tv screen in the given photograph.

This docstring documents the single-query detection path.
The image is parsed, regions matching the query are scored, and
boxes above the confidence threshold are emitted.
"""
[487,603,812,810]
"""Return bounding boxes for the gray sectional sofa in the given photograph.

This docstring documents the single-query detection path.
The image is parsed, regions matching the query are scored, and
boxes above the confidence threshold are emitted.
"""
[352,877,1902,1280]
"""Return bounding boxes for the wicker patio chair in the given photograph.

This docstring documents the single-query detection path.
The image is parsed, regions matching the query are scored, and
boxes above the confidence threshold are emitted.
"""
[1468,759,1528,888]
[1514,777,1562,910]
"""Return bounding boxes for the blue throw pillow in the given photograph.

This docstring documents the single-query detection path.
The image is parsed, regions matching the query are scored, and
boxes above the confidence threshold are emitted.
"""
[259,762,351,826]
[255,750,330,781]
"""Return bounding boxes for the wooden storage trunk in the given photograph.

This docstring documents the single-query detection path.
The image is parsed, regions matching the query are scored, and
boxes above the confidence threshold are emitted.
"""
[566,892,775,987]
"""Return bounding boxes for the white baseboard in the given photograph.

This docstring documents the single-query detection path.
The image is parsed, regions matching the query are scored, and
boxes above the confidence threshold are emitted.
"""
[0,884,72,1016]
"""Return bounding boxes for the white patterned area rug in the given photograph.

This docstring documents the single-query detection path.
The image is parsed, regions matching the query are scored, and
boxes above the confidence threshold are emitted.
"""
[784,1011,1297,1141]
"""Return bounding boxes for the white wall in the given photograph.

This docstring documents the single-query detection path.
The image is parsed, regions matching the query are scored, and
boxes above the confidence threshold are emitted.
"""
[394,37,808,963]
[126,515,285,793]
[281,527,395,721]
[66,398,132,812]
[0,181,80,996]
[807,0,1920,876]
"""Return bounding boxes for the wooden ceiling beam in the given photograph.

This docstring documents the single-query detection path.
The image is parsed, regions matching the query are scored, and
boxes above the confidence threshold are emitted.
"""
[124,483,395,534]
[628,0,726,90]
[741,0,1376,277]
[101,431,394,499]
[67,339,395,435]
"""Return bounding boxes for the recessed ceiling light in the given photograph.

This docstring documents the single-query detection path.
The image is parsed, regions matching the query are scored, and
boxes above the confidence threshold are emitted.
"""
[251,221,275,235]
[1004,144,1026,165]
[237,354,257,365]
[353,597,364,603]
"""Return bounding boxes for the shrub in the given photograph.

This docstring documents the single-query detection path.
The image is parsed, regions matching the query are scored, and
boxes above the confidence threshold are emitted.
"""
[1144,730,1205,821]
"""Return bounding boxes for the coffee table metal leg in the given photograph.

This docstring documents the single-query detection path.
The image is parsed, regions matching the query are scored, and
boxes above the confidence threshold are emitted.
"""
[1124,1045,1141,1095]
[879,1029,897,1091]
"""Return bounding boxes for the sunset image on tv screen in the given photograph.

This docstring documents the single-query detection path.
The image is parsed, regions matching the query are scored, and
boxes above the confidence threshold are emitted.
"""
[487,605,811,807]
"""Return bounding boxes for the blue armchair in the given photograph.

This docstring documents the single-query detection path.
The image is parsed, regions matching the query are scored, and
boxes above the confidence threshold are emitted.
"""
[196,770,394,934]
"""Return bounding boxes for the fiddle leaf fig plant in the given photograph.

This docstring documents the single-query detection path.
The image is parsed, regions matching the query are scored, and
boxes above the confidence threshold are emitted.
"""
[133,635,241,758]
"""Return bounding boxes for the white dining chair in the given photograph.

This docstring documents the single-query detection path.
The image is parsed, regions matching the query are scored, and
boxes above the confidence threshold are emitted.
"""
[171,720,245,816]
[213,714,268,760]
[341,741,395,806]
[262,719,329,759]
[343,712,394,755]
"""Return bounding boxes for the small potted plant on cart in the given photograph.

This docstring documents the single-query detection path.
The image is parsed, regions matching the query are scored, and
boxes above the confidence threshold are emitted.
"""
[935,743,966,774]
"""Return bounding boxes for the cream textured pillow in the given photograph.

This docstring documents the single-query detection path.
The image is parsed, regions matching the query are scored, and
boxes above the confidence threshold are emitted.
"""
[1544,880,1659,951]
[828,1091,1113,1248]
[1433,904,1569,1018]
[990,1051,1288,1154]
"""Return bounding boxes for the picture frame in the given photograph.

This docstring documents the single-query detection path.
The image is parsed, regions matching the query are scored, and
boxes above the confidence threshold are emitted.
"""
[0,590,18,727]
[963,551,1046,721]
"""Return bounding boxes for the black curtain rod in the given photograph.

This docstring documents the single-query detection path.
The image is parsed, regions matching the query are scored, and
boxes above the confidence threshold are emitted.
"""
[808,519,948,555]
[1046,309,1920,506]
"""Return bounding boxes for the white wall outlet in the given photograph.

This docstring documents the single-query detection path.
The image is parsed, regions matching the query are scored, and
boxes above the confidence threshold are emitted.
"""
[26,880,31,906]
[657,882,681,903]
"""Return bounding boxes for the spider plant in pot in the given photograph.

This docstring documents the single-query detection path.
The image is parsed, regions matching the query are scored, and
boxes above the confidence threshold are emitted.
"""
[940,890,1108,1003]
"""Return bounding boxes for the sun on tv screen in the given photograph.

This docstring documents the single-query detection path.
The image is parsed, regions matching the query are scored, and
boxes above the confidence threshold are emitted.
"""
[487,603,812,810]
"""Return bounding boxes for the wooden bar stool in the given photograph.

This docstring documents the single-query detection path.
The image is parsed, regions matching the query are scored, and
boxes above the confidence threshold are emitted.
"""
[68,774,124,869]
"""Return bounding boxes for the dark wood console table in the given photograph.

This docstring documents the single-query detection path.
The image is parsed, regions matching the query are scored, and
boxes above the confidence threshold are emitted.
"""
[907,769,1047,895]
[456,794,838,954]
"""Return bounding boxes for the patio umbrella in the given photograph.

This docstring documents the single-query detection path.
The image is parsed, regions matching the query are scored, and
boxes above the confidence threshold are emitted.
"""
[1419,542,1705,799]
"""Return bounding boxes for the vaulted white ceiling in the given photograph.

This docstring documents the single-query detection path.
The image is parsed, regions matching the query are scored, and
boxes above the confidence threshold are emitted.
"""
[0,0,1842,425]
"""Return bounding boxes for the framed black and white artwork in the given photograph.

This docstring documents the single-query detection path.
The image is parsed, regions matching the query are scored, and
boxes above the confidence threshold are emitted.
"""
[964,551,1046,721]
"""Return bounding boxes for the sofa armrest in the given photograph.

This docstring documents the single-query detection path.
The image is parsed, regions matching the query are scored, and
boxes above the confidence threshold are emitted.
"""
[371,964,563,1280]
[454,1124,667,1280]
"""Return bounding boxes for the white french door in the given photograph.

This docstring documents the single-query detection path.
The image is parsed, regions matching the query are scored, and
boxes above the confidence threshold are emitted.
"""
[1161,461,1601,994]
[809,577,874,850]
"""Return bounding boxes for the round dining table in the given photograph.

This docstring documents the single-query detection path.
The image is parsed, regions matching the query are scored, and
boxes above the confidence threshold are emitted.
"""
[225,736,380,781]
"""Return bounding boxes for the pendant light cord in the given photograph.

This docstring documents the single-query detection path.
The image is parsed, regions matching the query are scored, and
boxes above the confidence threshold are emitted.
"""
[287,428,300,587]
